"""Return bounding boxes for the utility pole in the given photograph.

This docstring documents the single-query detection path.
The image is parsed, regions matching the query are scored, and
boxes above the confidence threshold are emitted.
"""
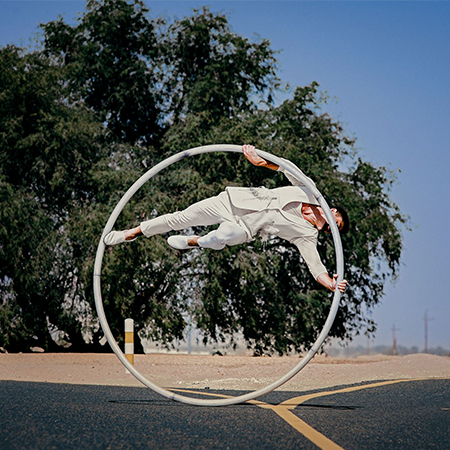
[423,311,434,354]
[392,324,399,355]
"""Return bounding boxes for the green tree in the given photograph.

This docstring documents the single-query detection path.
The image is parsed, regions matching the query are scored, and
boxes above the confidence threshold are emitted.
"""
[0,3,407,355]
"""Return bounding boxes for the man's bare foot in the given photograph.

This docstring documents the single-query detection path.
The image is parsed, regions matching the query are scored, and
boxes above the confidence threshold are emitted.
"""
[167,235,200,250]
[187,236,199,247]
[125,225,142,241]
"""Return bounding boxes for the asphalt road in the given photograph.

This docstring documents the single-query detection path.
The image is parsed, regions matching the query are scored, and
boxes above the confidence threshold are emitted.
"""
[1,379,448,449]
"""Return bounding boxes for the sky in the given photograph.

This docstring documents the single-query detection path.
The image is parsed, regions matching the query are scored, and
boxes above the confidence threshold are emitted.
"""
[1,1,449,350]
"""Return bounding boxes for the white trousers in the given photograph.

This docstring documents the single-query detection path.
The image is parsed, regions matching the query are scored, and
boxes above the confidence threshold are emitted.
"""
[140,192,248,250]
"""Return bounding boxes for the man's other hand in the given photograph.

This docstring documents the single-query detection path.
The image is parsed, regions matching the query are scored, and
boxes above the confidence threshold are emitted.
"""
[242,144,279,170]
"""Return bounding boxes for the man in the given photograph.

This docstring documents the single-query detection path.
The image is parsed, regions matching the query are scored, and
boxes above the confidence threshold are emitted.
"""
[104,145,349,293]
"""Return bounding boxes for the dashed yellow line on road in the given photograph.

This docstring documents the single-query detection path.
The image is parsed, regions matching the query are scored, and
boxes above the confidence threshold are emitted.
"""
[170,377,449,450]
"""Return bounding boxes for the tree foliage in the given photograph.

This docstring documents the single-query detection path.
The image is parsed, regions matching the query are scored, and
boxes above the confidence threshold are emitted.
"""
[0,45,109,351]
[41,0,162,144]
[161,7,279,122]
[0,0,407,354]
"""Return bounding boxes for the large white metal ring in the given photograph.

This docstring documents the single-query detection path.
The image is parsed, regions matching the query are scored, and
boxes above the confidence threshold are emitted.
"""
[93,144,344,406]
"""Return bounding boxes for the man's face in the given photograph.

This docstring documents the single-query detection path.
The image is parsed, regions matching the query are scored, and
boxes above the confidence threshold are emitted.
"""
[322,209,344,233]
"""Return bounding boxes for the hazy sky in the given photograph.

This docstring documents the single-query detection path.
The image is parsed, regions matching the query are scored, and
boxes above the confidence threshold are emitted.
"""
[1,1,449,349]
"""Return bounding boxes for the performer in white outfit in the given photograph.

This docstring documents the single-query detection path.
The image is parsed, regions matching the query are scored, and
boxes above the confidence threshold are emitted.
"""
[104,145,349,293]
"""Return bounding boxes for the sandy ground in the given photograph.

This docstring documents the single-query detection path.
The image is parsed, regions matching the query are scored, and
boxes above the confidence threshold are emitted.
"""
[1,352,449,392]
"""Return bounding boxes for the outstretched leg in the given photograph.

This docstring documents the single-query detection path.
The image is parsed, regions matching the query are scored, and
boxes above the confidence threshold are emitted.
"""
[104,192,244,246]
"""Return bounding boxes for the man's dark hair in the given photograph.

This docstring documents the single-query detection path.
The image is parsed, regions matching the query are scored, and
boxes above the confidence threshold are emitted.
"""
[335,206,350,234]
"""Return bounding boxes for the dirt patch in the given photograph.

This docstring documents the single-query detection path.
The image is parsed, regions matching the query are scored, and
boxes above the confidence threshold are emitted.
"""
[1,352,449,392]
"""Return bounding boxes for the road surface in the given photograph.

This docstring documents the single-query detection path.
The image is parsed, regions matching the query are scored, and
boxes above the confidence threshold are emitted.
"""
[1,378,448,449]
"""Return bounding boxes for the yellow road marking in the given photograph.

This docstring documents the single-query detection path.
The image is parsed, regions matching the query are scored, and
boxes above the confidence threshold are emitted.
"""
[270,405,346,450]
[279,377,450,409]
[169,387,344,449]
[169,377,449,450]
[280,378,416,409]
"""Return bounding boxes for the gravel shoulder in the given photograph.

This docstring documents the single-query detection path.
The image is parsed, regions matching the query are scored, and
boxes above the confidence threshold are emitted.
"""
[1,352,449,392]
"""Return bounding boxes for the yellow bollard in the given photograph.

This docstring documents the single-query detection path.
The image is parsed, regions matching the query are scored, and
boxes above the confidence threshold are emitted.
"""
[125,318,134,368]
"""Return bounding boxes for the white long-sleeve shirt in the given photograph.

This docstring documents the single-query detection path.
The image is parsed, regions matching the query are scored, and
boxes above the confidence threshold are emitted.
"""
[225,163,327,279]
